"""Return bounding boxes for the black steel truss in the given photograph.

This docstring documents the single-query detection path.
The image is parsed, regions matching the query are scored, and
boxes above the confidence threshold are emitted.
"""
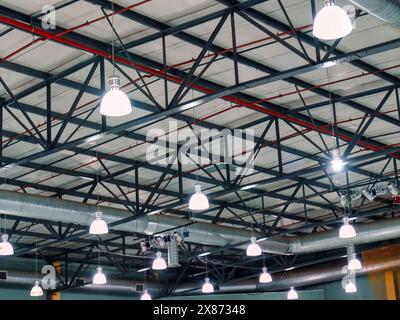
[0,0,399,295]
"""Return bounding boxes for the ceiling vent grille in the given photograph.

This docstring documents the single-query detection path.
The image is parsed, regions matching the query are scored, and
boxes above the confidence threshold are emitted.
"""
[0,271,8,280]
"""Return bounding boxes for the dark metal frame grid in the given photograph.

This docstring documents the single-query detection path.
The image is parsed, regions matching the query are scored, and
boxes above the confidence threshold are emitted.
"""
[0,0,399,297]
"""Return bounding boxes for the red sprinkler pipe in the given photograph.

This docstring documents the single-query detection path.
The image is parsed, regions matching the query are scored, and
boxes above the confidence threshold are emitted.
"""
[0,0,152,63]
[0,14,399,160]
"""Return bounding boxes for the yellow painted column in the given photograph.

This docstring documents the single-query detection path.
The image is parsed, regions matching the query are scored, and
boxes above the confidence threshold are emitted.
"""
[48,261,61,300]
[384,271,397,300]
[362,244,400,300]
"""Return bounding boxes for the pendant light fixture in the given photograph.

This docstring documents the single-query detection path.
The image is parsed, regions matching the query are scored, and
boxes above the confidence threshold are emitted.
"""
[30,250,43,297]
[287,287,299,300]
[259,254,272,283]
[339,216,356,239]
[313,0,352,40]
[347,245,362,271]
[93,266,107,285]
[89,156,109,235]
[89,211,109,235]
[188,185,209,211]
[201,258,214,294]
[330,148,344,172]
[152,251,167,270]
[345,279,357,293]
[100,76,132,117]
[30,280,44,297]
[140,270,152,300]
[259,267,272,284]
[0,168,13,256]
[246,236,262,257]
[100,2,131,117]
[140,289,152,300]
[0,234,14,256]
[348,256,362,271]
[328,79,345,175]
[201,277,214,294]
[93,247,107,285]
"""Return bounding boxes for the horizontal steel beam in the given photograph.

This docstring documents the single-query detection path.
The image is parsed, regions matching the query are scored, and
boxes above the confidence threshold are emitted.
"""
[0,4,397,161]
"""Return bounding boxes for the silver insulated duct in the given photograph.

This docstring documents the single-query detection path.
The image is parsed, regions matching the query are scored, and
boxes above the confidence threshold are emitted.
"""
[1,190,400,255]
[349,0,400,29]
[3,249,400,296]
[167,236,181,268]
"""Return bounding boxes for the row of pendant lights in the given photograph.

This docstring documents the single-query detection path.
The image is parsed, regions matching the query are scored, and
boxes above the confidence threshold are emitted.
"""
[244,217,359,255]
[97,0,354,119]
[93,0,353,295]
[26,213,360,298]
[89,187,360,298]
[2,189,360,298]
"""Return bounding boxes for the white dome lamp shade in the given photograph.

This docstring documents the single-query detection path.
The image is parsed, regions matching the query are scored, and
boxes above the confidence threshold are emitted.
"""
[0,234,14,256]
[339,217,356,239]
[313,0,353,40]
[246,236,262,257]
[152,251,167,270]
[140,289,152,300]
[345,280,357,293]
[188,185,209,211]
[202,277,214,294]
[100,76,132,117]
[93,267,107,285]
[287,287,299,300]
[89,211,109,235]
[30,280,44,297]
[259,267,272,284]
[348,255,362,271]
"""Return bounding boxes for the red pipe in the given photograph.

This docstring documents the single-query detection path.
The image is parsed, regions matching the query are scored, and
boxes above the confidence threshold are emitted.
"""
[0,14,398,160]
[0,0,152,63]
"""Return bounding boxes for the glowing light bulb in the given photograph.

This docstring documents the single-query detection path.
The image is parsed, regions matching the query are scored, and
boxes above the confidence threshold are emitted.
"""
[348,256,362,271]
[339,217,356,239]
[100,76,132,117]
[202,277,214,294]
[152,251,167,270]
[188,185,209,211]
[89,211,109,235]
[259,267,272,284]
[345,280,357,293]
[331,148,344,172]
[93,267,107,285]
[287,287,298,300]
[140,289,152,300]
[0,234,14,256]
[30,280,43,297]
[246,237,262,257]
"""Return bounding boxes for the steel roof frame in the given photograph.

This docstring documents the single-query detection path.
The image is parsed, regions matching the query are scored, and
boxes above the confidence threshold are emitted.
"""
[0,0,396,232]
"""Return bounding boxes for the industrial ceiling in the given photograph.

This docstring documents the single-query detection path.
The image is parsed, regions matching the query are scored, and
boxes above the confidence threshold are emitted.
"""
[0,0,399,298]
